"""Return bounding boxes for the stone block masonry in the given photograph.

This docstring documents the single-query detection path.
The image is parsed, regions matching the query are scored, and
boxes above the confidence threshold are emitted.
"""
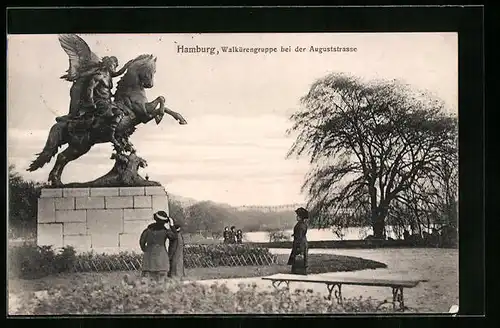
[37,186,170,254]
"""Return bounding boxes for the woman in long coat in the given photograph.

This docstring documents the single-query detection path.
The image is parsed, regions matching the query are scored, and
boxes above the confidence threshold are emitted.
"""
[287,207,309,275]
[168,223,185,278]
[139,210,177,280]
[223,226,230,243]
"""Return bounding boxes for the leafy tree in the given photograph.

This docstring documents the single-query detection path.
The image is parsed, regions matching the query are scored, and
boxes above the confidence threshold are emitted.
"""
[179,201,298,236]
[167,199,187,228]
[184,201,239,236]
[268,229,290,242]
[233,209,296,232]
[287,73,457,238]
[8,165,46,238]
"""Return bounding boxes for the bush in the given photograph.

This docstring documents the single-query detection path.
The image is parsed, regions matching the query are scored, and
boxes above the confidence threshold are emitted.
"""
[54,246,77,272]
[14,276,397,315]
[8,243,77,279]
[9,244,277,279]
[268,230,290,242]
[186,244,273,257]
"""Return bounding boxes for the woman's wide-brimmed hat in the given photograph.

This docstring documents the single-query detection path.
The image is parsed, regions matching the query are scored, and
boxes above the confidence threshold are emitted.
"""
[154,210,169,221]
[295,207,309,220]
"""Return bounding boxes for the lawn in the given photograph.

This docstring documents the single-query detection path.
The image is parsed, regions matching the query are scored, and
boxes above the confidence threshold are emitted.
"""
[8,253,386,295]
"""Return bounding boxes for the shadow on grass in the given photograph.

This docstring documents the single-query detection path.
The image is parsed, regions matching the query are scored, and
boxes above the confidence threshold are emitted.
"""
[305,253,387,274]
[188,254,386,280]
[8,254,386,294]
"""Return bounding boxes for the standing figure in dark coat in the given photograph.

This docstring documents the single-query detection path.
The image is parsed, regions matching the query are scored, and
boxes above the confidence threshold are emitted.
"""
[168,223,185,278]
[139,211,177,280]
[223,226,230,243]
[287,207,309,275]
[236,229,243,244]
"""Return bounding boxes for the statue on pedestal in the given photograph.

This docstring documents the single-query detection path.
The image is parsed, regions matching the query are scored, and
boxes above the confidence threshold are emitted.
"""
[27,34,187,187]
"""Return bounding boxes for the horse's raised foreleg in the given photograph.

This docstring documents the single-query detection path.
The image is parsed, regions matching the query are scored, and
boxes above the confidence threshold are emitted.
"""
[48,144,91,186]
[144,96,166,124]
[145,96,187,125]
[134,97,162,124]
[163,106,188,125]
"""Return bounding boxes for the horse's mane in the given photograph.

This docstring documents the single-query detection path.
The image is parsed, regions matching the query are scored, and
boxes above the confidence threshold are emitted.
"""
[116,54,156,92]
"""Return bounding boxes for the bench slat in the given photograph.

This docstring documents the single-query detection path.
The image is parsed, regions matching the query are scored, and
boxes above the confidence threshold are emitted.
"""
[262,274,420,288]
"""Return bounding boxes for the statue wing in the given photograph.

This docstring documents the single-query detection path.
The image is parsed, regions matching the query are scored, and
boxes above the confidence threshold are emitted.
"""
[58,34,101,81]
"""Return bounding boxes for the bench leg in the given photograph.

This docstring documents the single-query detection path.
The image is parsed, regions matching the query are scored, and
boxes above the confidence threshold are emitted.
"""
[391,287,405,311]
[327,283,342,304]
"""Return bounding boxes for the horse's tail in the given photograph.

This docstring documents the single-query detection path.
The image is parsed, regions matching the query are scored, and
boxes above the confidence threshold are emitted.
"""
[27,122,66,172]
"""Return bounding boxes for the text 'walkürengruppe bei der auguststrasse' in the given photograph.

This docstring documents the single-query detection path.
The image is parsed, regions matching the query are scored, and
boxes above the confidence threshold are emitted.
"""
[176,45,358,56]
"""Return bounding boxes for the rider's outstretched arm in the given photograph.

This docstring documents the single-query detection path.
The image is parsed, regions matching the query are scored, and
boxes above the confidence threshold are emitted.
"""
[112,59,135,78]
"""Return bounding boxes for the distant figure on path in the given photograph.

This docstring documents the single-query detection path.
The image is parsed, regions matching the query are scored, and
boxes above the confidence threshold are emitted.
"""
[139,211,177,280]
[168,223,185,279]
[223,226,230,243]
[236,229,243,244]
[287,207,309,275]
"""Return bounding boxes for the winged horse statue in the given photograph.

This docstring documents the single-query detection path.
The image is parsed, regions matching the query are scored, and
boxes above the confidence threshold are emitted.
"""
[27,34,187,187]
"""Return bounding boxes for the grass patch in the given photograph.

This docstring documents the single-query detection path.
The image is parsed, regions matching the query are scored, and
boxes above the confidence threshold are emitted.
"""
[9,253,386,294]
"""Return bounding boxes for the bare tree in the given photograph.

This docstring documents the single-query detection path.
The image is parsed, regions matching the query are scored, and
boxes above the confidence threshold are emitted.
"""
[287,73,457,238]
[391,146,458,236]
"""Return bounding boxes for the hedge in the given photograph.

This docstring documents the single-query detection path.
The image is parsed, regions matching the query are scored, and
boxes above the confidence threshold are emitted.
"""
[8,243,278,280]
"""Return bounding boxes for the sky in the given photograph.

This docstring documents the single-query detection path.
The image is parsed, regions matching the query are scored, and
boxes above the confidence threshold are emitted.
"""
[7,33,458,206]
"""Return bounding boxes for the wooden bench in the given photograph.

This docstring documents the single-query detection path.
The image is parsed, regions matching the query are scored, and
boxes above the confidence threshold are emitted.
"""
[262,273,421,312]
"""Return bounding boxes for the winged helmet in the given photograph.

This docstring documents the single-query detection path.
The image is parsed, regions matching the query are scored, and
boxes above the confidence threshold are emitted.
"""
[58,34,102,81]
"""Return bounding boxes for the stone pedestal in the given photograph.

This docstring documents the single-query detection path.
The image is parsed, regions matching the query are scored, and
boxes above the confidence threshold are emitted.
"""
[37,186,169,254]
